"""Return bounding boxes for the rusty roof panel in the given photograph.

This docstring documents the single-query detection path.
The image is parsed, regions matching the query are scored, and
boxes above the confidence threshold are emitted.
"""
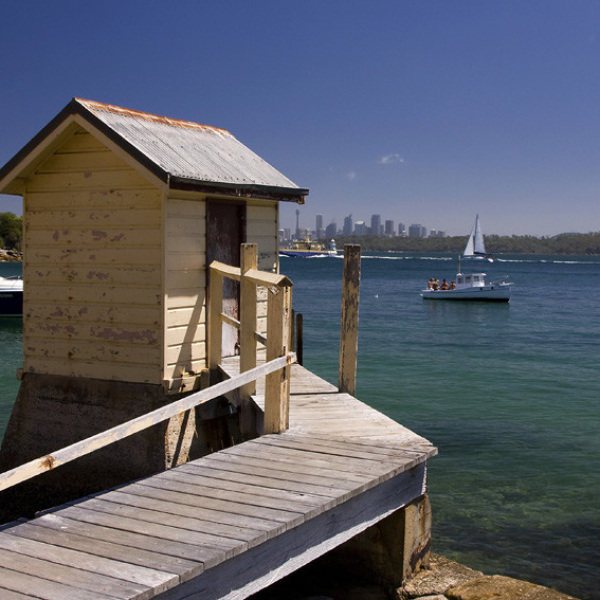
[77,99,303,193]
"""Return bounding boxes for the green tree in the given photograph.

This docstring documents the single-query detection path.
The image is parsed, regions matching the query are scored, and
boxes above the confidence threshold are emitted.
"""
[0,212,23,251]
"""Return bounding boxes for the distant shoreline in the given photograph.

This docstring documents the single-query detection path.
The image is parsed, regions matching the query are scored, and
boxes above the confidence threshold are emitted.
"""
[329,232,600,255]
[0,249,21,262]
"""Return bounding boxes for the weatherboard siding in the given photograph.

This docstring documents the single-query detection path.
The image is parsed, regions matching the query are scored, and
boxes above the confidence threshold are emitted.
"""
[23,130,164,384]
[164,197,207,385]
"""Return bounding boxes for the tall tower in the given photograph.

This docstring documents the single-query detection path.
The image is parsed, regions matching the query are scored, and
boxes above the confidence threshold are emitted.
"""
[316,214,324,239]
[295,209,300,239]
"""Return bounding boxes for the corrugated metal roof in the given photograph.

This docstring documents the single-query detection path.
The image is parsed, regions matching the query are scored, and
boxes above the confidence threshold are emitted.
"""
[0,98,308,201]
[77,99,304,194]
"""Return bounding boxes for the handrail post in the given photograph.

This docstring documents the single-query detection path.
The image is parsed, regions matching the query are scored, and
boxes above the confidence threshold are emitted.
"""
[208,264,224,385]
[240,243,258,399]
[339,244,361,395]
[264,283,292,433]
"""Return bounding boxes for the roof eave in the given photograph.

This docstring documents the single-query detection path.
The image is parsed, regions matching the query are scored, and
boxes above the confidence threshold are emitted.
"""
[169,176,308,203]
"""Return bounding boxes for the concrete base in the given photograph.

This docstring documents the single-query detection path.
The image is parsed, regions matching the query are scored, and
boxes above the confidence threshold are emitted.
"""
[0,373,239,523]
[320,494,432,589]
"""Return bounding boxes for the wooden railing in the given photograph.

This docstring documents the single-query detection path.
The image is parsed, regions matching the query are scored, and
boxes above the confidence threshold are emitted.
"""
[0,244,295,493]
[209,243,294,434]
[0,357,294,493]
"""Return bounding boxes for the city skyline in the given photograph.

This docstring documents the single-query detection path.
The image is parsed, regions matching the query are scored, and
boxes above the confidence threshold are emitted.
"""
[286,211,445,239]
[1,3,599,238]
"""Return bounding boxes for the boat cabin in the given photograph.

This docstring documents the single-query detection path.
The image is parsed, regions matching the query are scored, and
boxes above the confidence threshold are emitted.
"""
[456,272,486,289]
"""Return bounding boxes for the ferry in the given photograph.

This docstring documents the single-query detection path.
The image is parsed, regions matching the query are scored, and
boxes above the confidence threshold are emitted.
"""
[0,275,23,316]
[279,238,337,258]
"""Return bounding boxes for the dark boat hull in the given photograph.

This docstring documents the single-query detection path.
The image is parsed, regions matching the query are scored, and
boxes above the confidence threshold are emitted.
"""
[0,290,23,316]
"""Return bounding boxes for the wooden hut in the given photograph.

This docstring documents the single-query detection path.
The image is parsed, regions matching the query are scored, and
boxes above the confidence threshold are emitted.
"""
[0,98,308,518]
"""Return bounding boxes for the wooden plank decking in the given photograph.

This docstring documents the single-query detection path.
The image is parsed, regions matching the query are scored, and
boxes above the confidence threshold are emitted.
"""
[0,363,436,600]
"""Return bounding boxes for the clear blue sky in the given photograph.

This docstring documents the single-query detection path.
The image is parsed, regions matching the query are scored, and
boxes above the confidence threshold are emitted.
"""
[1,1,599,236]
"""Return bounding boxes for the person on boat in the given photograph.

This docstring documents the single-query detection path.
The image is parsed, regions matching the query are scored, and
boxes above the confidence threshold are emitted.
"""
[433,279,439,290]
[450,280,456,290]
[427,278,435,289]
[440,279,449,290]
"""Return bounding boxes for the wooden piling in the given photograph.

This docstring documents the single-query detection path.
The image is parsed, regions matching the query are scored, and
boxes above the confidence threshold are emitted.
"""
[264,284,292,433]
[339,244,361,395]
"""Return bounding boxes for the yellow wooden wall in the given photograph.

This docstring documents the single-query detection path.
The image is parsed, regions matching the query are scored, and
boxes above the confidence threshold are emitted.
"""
[23,128,164,384]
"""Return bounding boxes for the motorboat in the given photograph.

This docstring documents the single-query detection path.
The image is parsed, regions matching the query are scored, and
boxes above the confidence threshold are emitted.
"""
[421,271,511,302]
[279,238,337,258]
[463,214,493,262]
[0,275,23,316]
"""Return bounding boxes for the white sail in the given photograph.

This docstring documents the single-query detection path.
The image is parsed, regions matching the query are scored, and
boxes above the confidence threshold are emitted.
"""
[463,215,492,261]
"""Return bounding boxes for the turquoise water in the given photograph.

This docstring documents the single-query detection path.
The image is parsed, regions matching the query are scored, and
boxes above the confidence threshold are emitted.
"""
[281,253,599,600]
[0,262,23,437]
[1,255,598,598]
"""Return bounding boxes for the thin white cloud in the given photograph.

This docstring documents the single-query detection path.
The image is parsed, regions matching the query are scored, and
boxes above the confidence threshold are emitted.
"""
[378,153,405,165]
[346,171,357,181]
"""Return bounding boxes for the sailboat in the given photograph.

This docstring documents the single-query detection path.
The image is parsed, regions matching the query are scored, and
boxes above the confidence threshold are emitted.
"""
[462,214,493,262]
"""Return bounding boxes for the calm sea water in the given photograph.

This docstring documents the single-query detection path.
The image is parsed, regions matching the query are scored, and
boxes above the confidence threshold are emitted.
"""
[1,254,598,598]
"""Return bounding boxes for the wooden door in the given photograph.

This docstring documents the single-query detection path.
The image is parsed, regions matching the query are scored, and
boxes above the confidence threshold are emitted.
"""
[207,201,246,357]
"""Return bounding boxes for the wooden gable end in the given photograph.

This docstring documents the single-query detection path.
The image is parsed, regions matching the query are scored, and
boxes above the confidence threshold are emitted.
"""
[23,128,165,384]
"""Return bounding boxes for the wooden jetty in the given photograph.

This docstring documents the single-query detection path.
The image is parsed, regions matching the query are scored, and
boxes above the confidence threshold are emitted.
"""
[0,99,437,599]
[0,359,436,600]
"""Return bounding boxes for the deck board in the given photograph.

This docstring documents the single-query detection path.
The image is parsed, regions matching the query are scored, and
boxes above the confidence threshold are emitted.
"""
[0,362,436,600]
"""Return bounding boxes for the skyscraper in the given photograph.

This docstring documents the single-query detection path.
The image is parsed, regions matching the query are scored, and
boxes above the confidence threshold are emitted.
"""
[343,214,353,236]
[408,223,427,238]
[316,214,324,239]
[371,214,382,237]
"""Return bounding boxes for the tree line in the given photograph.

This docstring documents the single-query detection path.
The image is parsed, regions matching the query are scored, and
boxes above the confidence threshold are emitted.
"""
[1,210,600,255]
[0,212,22,251]
[333,231,600,255]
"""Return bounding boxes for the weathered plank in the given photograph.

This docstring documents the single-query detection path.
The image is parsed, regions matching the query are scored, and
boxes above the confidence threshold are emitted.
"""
[0,564,121,600]
[206,442,375,487]
[130,477,305,529]
[152,468,332,512]
[177,462,351,500]
[0,530,175,590]
[6,521,199,580]
[114,483,281,535]
[30,513,212,570]
[187,452,359,493]
[154,464,427,600]
[55,505,243,556]
[79,496,267,546]
[0,543,153,599]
